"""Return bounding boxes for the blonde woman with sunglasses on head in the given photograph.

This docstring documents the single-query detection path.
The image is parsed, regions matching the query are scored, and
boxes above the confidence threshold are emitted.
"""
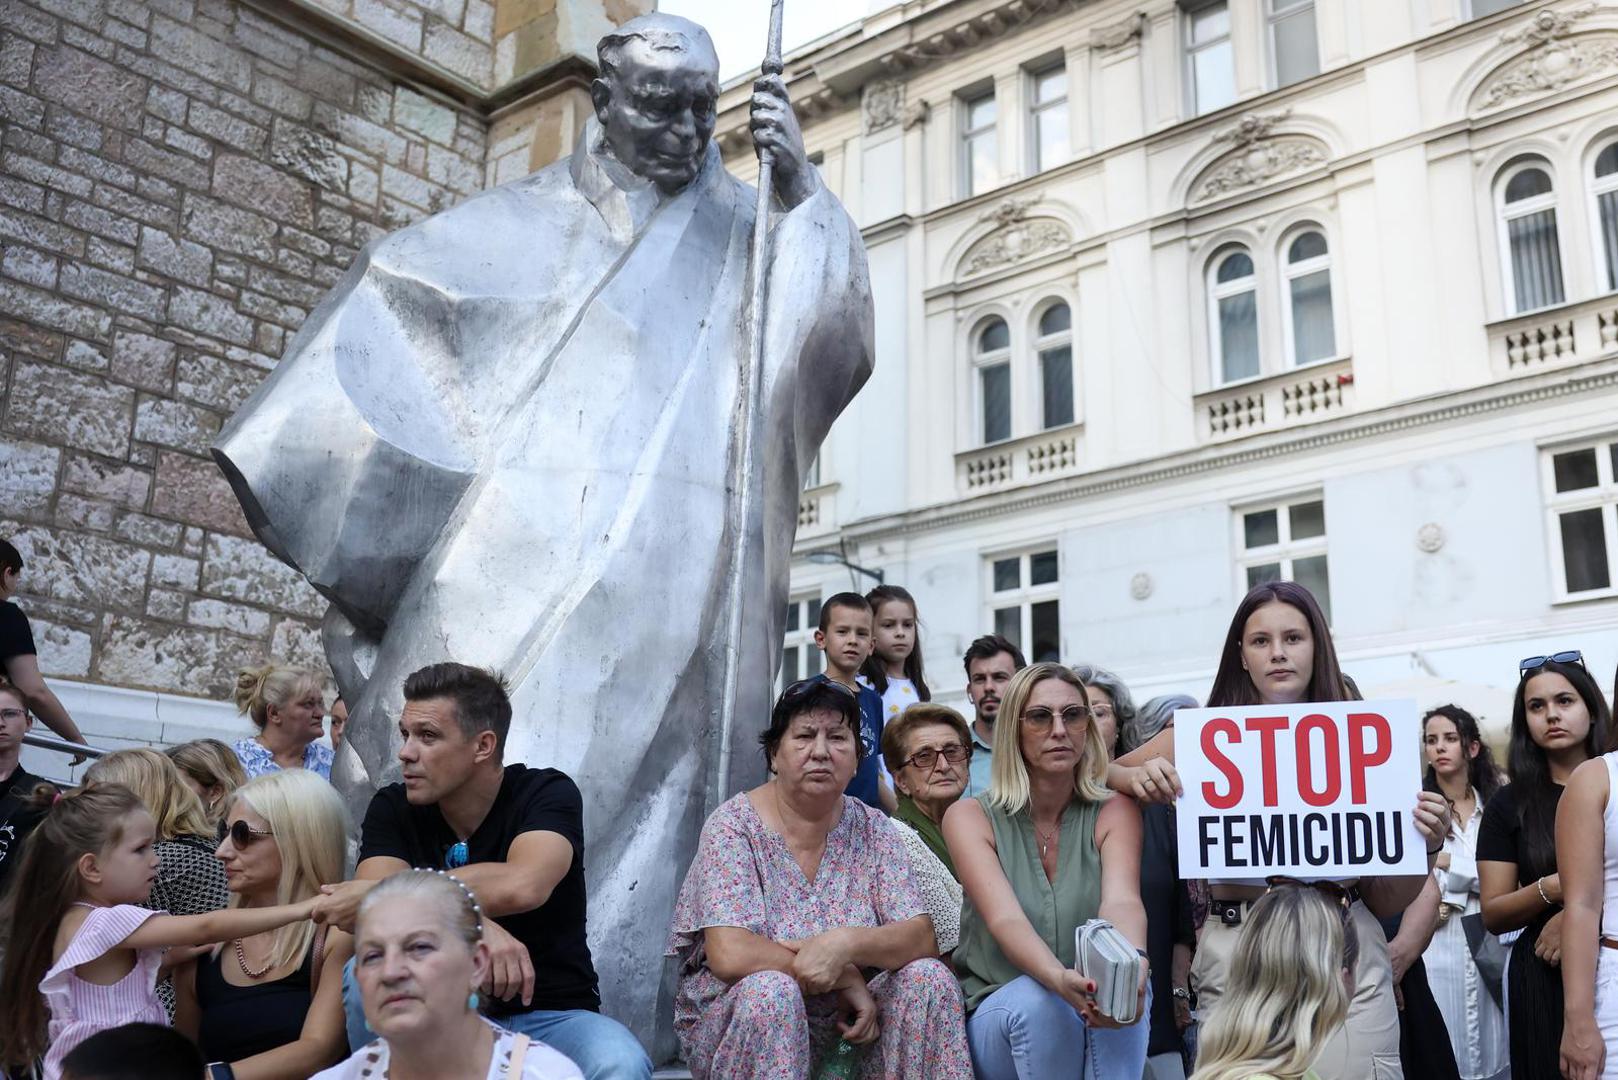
[1191,884,1358,1080]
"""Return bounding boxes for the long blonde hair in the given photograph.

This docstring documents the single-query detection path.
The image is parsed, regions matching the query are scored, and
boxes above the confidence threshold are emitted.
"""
[84,748,214,841]
[234,664,322,730]
[166,738,248,823]
[985,663,1110,813]
[1190,887,1358,1080]
[225,770,347,970]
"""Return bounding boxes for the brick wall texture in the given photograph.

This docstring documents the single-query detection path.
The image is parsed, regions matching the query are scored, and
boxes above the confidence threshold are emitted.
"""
[0,0,499,699]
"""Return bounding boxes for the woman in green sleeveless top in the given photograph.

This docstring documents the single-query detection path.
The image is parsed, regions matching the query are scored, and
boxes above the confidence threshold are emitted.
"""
[942,663,1150,1079]
[1190,884,1358,1080]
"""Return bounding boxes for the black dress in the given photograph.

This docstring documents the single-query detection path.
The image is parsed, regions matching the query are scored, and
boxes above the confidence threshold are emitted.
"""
[1477,782,1564,1080]
[195,936,319,1063]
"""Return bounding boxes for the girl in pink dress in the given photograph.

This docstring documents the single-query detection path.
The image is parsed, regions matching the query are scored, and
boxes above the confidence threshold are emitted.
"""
[0,782,320,1079]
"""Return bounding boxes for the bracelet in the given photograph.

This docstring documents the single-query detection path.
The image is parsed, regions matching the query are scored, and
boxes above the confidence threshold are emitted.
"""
[1537,876,1552,905]
[1426,842,1443,856]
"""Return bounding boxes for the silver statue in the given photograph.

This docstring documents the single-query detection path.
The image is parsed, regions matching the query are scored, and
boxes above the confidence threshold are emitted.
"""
[212,12,873,1049]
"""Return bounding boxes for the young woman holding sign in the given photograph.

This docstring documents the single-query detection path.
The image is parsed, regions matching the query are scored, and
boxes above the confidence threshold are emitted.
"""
[1420,705,1508,1080]
[1477,653,1609,1080]
[1108,581,1451,1080]
[1548,657,1618,1080]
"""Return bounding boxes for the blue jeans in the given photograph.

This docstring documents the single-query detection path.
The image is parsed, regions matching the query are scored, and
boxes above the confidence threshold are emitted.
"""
[966,974,1151,1080]
[342,957,651,1080]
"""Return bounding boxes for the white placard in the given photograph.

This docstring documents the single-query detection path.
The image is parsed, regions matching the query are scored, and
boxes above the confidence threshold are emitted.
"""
[1173,699,1425,879]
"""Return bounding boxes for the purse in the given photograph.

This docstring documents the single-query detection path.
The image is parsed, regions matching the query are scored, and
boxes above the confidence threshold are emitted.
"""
[1074,918,1143,1024]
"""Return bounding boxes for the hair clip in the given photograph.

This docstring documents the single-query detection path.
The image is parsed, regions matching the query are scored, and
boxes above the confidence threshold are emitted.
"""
[434,869,484,936]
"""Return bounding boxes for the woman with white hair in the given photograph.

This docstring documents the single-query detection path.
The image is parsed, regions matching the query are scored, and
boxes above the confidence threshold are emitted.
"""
[231,664,333,779]
[173,769,352,1079]
[313,870,583,1080]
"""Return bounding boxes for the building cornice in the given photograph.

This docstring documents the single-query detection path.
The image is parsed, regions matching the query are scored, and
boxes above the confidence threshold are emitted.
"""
[802,357,1618,549]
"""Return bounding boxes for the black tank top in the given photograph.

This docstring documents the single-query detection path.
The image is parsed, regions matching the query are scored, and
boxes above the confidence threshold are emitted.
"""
[196,937,316,1062]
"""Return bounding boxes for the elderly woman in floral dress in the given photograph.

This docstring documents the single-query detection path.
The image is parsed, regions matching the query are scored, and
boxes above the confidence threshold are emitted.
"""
[667,679,973,1079]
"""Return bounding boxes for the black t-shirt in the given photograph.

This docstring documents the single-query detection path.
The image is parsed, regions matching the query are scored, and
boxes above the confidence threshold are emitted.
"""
[0,764,50,896]
[1478,781,1562,885]
[0,602,35,663]
[358,764,599,1015]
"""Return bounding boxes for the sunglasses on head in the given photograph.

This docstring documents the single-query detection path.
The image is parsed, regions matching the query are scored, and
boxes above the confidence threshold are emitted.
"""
[781,677,856,702]
[1520,650,1585,675]
[217,819,274,847]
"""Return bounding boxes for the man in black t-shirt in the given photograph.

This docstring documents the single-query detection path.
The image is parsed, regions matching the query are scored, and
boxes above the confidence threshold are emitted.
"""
[317,662,650,1080]
[1,539,88,757]
[0,682,52,895]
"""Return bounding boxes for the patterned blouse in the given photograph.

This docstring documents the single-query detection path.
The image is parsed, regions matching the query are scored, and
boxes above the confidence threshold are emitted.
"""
[232,736,334,780]
[310,1020,583,1079]
[144,833,230,1018]
[891,819,963,953]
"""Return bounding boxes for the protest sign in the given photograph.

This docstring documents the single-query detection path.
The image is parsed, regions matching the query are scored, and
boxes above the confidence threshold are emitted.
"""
[1173,699,1425,879]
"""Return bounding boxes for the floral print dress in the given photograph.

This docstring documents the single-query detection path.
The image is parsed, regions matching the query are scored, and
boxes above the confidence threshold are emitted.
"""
[667,791,972,1080]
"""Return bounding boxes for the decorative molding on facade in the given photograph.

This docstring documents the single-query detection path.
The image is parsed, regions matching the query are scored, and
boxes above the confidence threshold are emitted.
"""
[1129,572,1154,600]
[1091,11,1146,50]
[863,79,904,134]
[1416,524,1446,554]
[1189,112,1329,204]
[816,360,1618,544]
[902,100,932,130]
[1477,4,1618,109]
[960,197,1072,276]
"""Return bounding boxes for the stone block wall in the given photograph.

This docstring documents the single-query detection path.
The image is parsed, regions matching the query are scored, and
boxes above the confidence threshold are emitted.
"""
[0,0,488,700]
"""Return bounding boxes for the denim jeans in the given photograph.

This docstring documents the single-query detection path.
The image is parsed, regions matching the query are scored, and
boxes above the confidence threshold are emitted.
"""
[341,957,651,1080]
[965,974,1151,1080]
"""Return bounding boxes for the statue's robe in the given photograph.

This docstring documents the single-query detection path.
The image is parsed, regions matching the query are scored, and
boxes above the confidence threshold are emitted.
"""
[213,119,873,1046]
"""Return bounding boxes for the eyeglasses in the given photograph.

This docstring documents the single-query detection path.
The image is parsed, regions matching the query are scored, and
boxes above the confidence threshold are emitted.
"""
[0,708,27,723]
[217,819,274,847]
[901,744,971,771]
[1520,650,1585,675]
[1022,706,1090,731]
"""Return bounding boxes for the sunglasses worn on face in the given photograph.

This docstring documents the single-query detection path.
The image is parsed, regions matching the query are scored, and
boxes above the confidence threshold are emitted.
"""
[1023,706,1090,731]
[1520,650,1585,675]
[902,744,971,771]
[218,819,274,847]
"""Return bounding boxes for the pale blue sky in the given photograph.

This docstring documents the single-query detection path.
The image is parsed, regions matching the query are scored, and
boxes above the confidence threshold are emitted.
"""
[658,0,871,81]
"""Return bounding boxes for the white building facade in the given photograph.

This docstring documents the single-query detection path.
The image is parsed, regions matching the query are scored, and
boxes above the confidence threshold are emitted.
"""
[713,0,1618,728]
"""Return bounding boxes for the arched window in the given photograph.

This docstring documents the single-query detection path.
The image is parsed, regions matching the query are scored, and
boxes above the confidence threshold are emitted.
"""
[976,317,1011,444]
[1282,229,1336,366]
[1498,160,1565,313]
[1593,141,1618,292]
[1034,302,1074,429]
[1210,247,1259,383]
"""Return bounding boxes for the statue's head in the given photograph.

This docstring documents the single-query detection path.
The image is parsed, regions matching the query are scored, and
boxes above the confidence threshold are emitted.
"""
[592,14,721,194]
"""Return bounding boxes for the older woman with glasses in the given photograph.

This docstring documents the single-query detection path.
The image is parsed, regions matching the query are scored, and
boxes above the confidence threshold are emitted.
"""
[667,679,972,1079]
[944,662,1150,1080]
[881,704,973,954]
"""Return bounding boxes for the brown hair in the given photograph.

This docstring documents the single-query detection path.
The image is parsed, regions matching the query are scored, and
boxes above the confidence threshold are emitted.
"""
[165,738,248,823]
[1206,582,1347,708]
[0,783,146,1070]
[403,662,512,756]
[881,703,971,777]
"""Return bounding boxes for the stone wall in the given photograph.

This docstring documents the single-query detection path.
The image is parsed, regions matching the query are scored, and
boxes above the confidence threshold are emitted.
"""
[0,0,489,700]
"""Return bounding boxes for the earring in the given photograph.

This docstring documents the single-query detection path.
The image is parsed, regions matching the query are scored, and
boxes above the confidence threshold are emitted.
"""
[468,991,480,1011]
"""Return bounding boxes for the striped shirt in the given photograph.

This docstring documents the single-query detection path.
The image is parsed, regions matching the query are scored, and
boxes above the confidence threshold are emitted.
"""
[40,904,167,1080]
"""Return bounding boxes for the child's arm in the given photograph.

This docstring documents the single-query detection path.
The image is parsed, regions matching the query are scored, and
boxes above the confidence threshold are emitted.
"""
[122,897,318,950]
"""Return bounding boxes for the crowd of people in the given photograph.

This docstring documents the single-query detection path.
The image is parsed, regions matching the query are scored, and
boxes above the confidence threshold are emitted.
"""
[4,524,1618,1079]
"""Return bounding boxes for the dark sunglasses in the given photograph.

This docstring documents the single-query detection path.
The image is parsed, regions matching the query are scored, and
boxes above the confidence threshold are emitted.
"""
[901,744,971,771]
[781,677,856,701]
[1520,650,1585,675]
[217,819,274,847]
[1266,876,1353,918]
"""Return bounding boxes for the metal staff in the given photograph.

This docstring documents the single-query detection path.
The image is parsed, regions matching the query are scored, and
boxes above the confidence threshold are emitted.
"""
[715,0,787,812]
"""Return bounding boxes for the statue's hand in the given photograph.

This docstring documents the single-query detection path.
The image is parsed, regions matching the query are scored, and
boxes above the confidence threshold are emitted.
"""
[751,73,818,209]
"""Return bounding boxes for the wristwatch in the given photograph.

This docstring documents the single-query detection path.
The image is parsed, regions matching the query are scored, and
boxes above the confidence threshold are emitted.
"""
[207,1064,236,1080]
[1171,986,1191,1001]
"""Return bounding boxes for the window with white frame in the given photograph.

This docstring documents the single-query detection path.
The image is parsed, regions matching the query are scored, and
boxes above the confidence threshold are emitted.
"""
[1592,141,1618,293]
[1238,497,1331,621]
[1185,0,1236,116]
[976,318,1012,444]
[1210,246,1260,384]
[1035,302,1074,429]
[961,88,997,198]
[1028,62,1070,174]
[1468,0,1523,17]
[988,550,1061,662]
[804,452,821,489]
[1544,439,1618,598]
[1282,229,1336,366]
[1498,160,1566,314]
[778,594,824,687]
[1269,0,1319,88]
